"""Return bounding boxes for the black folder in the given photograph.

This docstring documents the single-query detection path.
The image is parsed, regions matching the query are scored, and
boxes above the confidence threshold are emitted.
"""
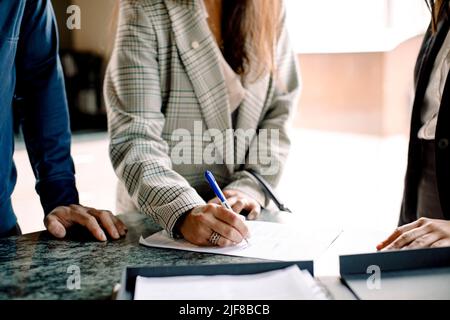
[340,246,450,300]
[117,261,313,300]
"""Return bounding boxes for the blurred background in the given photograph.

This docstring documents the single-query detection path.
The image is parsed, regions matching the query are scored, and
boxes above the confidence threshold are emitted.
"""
[12,0,430,236]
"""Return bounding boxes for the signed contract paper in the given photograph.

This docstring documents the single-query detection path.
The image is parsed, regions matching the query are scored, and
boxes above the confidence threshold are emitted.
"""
[140,221,342,261]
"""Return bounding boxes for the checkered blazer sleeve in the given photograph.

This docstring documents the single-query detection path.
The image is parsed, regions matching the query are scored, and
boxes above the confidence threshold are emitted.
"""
[104,0,205,237]
[224,12,301,207]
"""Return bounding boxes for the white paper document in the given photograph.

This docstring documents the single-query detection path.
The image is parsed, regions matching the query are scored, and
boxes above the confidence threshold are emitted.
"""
[134,265,328,300]
[140,221,343,261]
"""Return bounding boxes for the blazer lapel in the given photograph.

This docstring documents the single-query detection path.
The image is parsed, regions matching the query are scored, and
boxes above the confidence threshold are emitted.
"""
[164,0,234,172]
[234,76,269,167]
[406,7,450,185]
[414,11,450,111]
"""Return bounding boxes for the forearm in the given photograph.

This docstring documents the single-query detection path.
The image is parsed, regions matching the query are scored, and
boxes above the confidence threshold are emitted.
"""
[225,126,290,209]
[16,0,79,214]
[109,113,205,237]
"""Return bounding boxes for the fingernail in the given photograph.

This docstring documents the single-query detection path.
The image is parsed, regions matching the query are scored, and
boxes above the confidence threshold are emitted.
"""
[100,231,107,241]
[54,226,66,238]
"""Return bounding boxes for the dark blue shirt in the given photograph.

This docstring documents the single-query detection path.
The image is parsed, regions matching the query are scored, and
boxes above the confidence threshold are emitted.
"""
[0,0,79,234]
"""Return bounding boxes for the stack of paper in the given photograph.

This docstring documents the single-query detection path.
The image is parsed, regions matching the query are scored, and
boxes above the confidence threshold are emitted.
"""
[134,265,328,300]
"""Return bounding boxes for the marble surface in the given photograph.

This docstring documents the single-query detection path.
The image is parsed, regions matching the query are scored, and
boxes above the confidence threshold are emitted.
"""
[0,211,353,300]
[0,213,277,300]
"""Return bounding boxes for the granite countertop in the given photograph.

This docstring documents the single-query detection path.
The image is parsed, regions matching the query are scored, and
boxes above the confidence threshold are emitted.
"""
[0,211,355,300]
[0,212,266,300]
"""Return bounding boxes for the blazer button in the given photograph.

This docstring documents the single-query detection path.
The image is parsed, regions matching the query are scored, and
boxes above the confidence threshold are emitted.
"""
[438,138,449,150]
[191,41,200,49]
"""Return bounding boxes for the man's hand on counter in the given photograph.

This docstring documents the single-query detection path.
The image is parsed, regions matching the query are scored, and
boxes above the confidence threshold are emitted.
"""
[44,205,128,241]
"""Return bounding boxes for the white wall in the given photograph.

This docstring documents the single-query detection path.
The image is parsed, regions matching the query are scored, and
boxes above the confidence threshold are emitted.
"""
[286,0,430,53]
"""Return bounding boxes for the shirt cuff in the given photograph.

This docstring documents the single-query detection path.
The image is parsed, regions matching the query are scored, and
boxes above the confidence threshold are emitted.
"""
[36,179,79,215]
[146,189,206,239]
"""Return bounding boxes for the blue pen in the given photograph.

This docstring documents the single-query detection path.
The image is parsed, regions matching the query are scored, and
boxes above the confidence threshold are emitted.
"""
[204,171,249,244]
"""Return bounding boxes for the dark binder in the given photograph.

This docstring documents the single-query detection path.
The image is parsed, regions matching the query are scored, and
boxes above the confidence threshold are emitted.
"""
[339,246,450,300]
[117,261,313,300]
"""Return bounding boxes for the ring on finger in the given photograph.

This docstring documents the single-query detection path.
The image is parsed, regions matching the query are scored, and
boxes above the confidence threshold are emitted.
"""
[209,231,221,246]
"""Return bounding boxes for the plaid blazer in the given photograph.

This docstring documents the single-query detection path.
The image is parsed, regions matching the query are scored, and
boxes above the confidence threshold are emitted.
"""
[105,0,301,237]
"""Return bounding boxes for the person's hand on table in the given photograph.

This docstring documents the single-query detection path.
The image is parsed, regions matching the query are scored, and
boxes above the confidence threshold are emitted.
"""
[44,205,128,241]
[377,218,450,251]
[209,189,261,220]
[179,203,250,247]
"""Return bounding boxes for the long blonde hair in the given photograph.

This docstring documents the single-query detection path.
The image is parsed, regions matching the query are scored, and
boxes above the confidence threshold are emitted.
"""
[221,0,282,79]
[111,0,282,80]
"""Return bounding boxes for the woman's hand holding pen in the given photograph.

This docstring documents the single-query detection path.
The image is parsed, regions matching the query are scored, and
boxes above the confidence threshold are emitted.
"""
[179,203,250,247]
[377,217,450,250]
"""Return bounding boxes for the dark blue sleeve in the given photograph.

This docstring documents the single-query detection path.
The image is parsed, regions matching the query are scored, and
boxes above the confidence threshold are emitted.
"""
[14,0,79,214]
